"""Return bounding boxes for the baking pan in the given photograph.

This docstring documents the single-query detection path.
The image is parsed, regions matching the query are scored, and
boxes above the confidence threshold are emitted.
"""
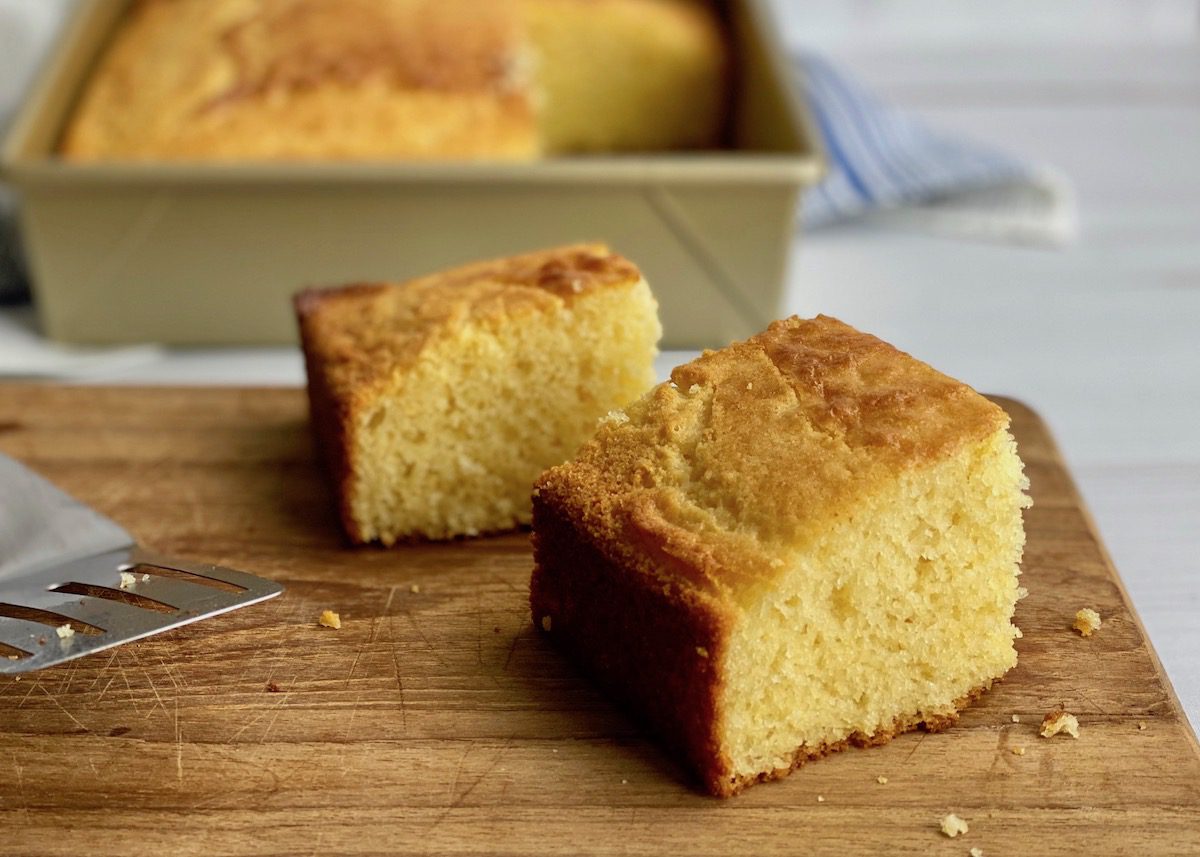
[1,0,823,348]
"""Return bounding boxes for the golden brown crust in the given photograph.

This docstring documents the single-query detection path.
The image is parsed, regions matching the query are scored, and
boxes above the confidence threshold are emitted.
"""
[535,315,1009,606]
[295,243,643,544]
[295,243,640,401]
[63,0,538,161]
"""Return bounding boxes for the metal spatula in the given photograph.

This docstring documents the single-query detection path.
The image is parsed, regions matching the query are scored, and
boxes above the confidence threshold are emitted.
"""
[0,452,283,674]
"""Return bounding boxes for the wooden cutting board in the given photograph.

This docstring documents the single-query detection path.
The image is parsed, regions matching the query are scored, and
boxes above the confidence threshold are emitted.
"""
[0,385,1197,857]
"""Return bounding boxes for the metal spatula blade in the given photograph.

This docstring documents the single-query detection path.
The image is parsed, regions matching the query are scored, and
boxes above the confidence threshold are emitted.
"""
[0,452,283,674]
[0,547,283,674]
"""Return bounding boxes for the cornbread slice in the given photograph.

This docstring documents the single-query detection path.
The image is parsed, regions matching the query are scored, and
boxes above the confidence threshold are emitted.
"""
[62,0,726,161]
[296,244,661,544]
[530,315,1030,796]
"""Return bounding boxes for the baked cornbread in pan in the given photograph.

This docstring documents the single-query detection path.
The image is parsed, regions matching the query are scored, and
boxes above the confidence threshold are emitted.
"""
[62,0,728,161]
[531,315,1029,796]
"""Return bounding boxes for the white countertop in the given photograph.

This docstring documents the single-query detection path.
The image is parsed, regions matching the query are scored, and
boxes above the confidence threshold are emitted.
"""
[1,1,1197,726]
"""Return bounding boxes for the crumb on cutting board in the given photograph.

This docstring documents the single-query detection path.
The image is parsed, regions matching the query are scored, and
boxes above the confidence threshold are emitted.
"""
[410,584,421,594]
[1011,714,1020,723]
[876,775,888,784]
[970,848,984,857]
[119,571,137,589]
[940,813,969,838]
[1073,608,1102,637]
[1138,722,1148,731]
[55,624,75,639]
[1011,746,1025,756]
[317,609,341,630]
[1040,709,1080,739]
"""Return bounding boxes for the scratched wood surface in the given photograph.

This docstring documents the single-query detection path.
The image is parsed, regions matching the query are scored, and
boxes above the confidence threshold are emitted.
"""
[0,385,1197,857]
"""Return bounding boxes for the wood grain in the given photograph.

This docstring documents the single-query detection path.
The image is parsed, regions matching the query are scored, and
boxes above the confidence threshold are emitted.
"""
[0,385,1197,857]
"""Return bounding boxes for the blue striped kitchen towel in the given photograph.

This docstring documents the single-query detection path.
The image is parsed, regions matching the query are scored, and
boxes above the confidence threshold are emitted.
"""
[798,52,1076,246]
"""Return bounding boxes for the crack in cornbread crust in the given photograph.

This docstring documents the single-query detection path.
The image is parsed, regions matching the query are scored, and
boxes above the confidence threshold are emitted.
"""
[296,243,643,543]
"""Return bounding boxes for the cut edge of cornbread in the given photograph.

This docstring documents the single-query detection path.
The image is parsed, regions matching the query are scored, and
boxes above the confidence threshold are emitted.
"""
[296,244,661,544]
[530,314,1030,796]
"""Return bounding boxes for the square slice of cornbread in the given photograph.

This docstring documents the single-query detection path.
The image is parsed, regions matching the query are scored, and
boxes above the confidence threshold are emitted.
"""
[530,315,1029,796]
[296,244,660,543]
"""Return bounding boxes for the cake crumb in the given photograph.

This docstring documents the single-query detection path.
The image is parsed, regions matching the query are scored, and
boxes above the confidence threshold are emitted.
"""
[141,573,150,582]
[119,571,137,589]
[5,654,18,661]
[1073,608,1102,637]
[940,813,969,838]
[409,584,421,594]
[970,848,984,857]
[1011,746,1025,756]
[876,775,888,784]
[55,624,75,640]
[317,609,341,630]
[1138,722,1147,731]
[816,795,825,803]
[696,646,709,659]
[621,779,628,785]
[1011,714,1020,723]
[541,615,552,632]
[746,382,753,390]
[1040,709,1079,739]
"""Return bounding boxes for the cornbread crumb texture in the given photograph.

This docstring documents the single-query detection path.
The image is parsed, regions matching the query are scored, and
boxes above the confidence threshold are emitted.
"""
[970,848,985,857]
[55,624,75,640]
[119,571,137,589]
[876,775,888,784]
[1073,607,1102,636]
[318,610,342,630]
[941,813,969,838]
[1040,709,1080,739]
[63,0,727,161]
[1011,714,1020,723]
[297,244,660,543]
[531,315,1030,795]
[1011,746,1025,755]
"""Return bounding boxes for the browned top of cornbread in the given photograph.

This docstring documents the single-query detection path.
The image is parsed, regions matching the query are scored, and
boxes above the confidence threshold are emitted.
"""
[534,315,1009,604]
[62,0,537,160]
[295,243,642,398]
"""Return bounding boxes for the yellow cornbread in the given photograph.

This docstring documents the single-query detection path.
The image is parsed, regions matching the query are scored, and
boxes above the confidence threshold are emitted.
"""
[62,0,727,161]
[296,244,661,544]
[531,315,1030,796]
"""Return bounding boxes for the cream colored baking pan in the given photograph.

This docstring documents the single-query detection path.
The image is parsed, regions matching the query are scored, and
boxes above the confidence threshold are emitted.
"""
[1,0,823,348]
